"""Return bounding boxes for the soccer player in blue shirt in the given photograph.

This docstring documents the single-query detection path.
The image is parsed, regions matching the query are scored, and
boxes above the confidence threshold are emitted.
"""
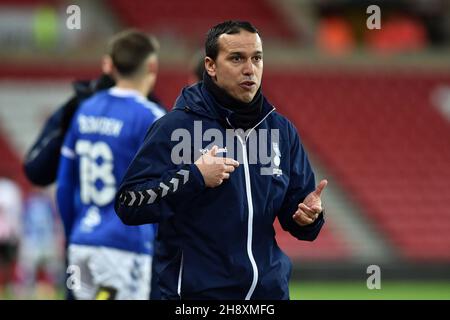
[56,30,164,300]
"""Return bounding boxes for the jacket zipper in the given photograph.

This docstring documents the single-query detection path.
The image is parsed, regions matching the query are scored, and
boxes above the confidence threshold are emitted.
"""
[236,134,259,300]
[234,107,275,300]
[177,251,184,299]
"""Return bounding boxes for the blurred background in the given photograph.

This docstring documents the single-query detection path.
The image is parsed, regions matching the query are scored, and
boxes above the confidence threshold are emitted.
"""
[0,0,449,299]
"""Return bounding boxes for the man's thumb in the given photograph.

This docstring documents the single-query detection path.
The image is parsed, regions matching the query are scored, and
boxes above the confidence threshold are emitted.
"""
[209,145,219,157]
[315,179,328,196]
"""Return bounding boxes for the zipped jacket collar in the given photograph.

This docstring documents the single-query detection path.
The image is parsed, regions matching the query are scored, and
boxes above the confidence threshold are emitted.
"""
[174,82,275,130]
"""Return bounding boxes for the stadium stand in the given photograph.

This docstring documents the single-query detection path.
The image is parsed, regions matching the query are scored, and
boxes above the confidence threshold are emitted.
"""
[265,70,450,261]
[108,0,298,41]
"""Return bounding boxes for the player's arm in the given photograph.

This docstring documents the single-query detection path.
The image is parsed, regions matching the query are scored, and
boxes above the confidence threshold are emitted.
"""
[276,123,325,241]
[115,117,206,225]
[56,118,78,241]
[23,99,76,186]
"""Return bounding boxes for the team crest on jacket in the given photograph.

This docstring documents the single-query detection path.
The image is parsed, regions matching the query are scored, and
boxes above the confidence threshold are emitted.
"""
[272,142,282,176]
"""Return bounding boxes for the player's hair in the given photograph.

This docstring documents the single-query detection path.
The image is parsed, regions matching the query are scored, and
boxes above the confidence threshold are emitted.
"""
[205,21,260,60]
[108,30,159,77]
[191,50,205,81]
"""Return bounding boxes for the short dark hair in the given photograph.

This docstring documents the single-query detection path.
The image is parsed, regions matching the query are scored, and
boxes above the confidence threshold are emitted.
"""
[205,21,259,60]
[190,50,205,81]
[108,30,158,77]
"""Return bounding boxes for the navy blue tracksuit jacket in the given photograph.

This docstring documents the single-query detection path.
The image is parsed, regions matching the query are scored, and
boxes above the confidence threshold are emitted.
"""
[115,82,324,300]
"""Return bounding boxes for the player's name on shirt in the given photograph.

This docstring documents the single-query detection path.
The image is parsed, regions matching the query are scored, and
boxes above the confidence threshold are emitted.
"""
[78,114,124,137]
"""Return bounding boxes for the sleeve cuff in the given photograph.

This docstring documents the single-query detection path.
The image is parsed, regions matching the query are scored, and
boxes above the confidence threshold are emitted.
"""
[189,163,206,190]
[289,212,325,241]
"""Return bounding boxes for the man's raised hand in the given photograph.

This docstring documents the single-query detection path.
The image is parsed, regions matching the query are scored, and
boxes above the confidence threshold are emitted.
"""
[293,179,328,226]
[195,145,239,188]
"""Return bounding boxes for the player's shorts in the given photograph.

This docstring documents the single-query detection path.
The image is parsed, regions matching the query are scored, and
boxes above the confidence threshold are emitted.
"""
[68,244,151,300]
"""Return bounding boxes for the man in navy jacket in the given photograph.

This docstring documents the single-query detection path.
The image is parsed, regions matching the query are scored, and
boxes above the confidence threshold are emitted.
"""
[115,20,327,300]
